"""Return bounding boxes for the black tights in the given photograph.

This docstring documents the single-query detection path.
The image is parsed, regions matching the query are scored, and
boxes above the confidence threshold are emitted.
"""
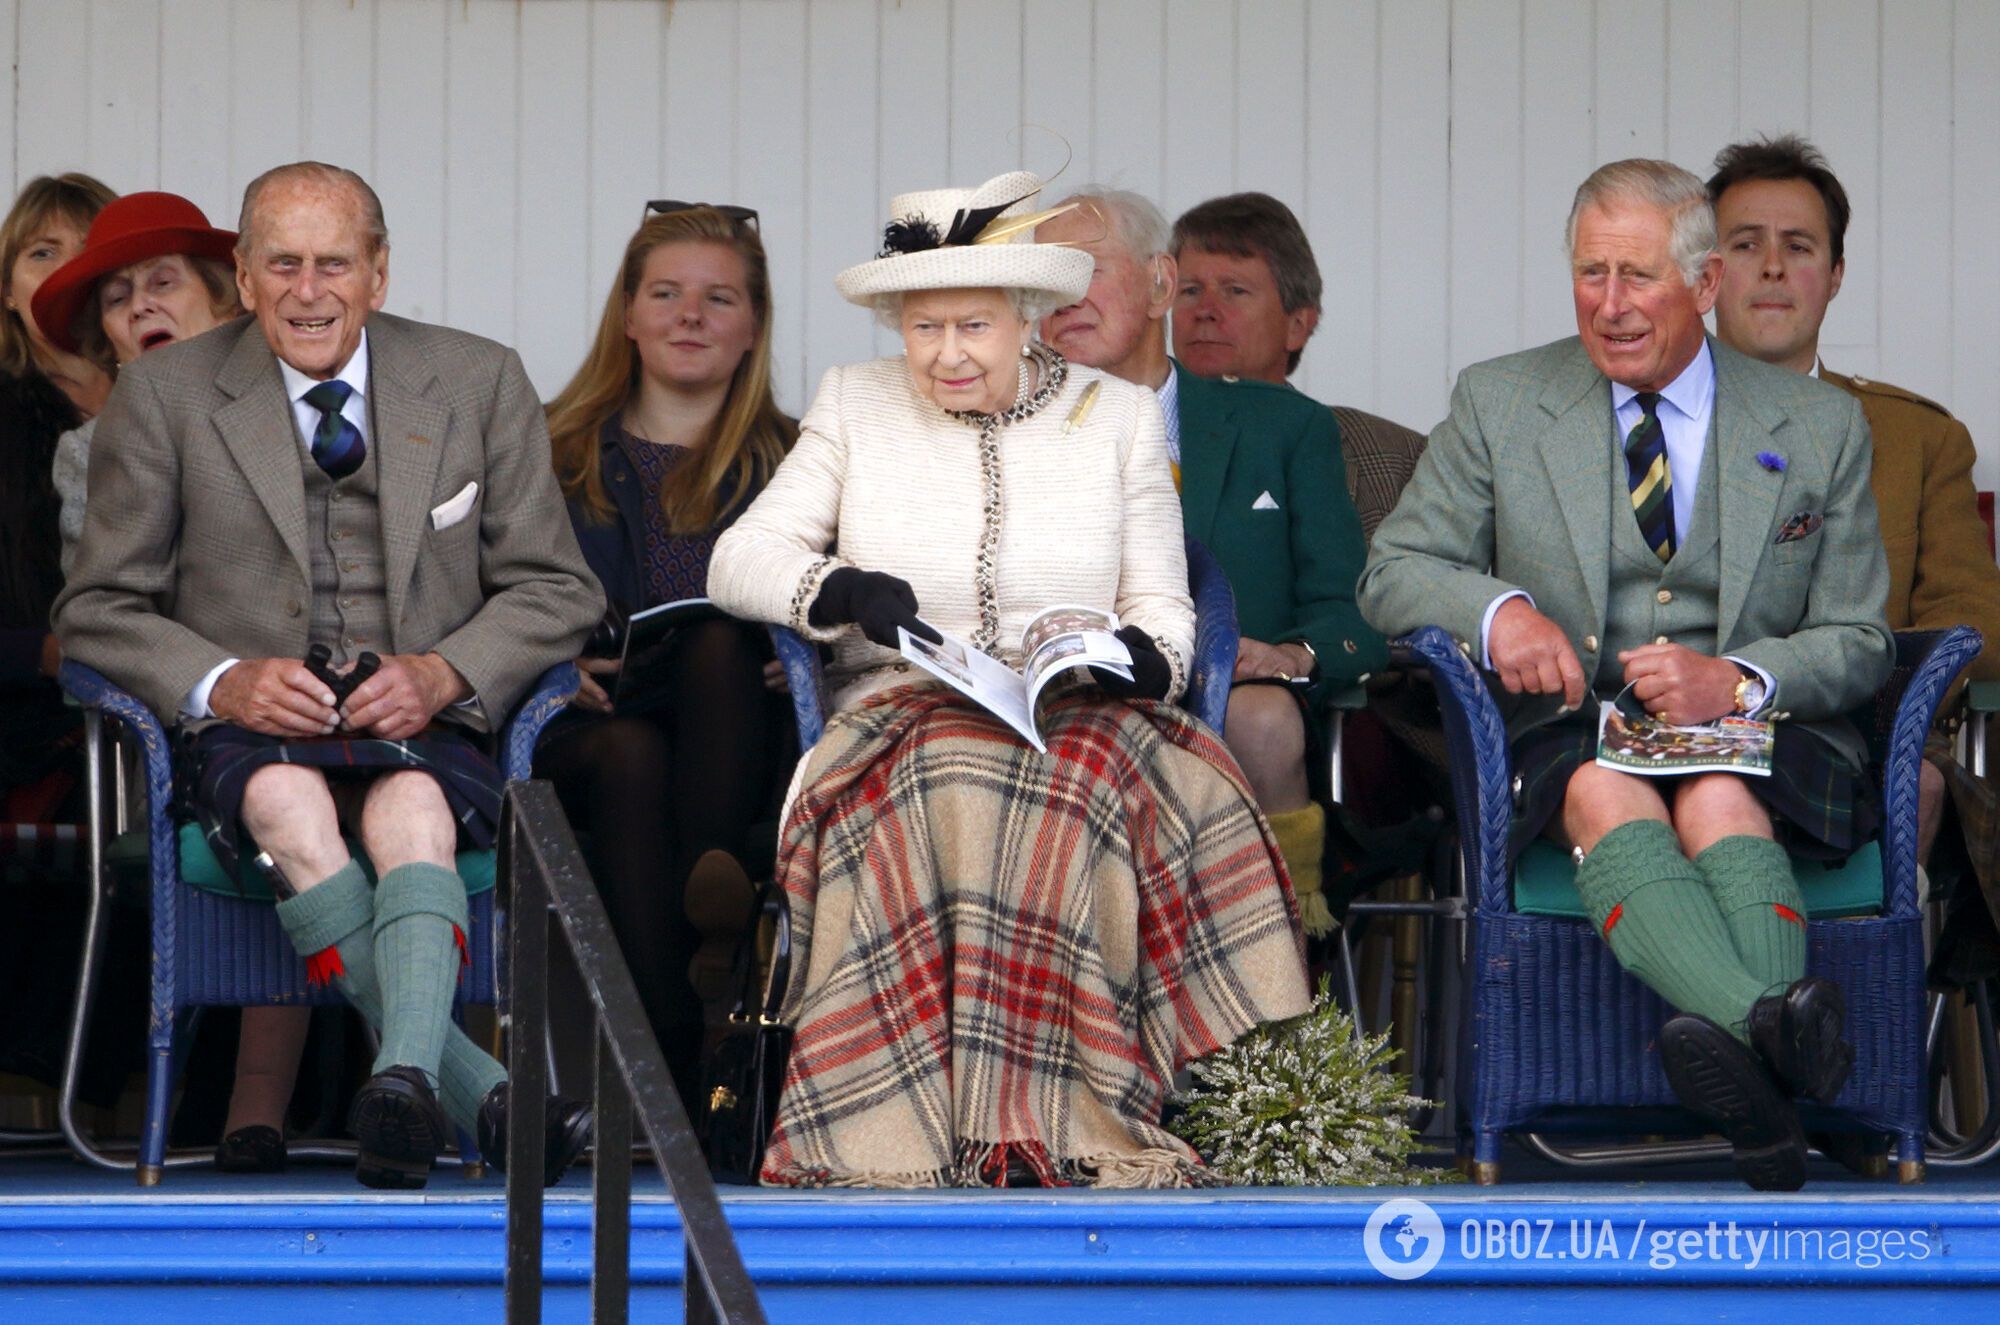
[536,618,778,1101]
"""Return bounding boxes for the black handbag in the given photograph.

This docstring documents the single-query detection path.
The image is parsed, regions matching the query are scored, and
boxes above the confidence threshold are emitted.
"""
[696,888,793,1184]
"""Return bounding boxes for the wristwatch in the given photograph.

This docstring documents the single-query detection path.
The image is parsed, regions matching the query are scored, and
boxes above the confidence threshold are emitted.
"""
[1732,668,1768,715]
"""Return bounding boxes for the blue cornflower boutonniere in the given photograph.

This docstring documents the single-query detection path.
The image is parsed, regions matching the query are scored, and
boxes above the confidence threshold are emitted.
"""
[1756,450,1787,473]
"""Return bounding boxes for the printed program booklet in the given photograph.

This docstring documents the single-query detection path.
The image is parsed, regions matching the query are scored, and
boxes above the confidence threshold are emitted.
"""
[897,604,1133,752]
[1595,682,1774,777]
[609,596,729,716]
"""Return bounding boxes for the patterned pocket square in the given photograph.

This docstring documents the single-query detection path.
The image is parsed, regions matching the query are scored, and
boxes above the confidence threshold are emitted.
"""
[1774,511,1823,544]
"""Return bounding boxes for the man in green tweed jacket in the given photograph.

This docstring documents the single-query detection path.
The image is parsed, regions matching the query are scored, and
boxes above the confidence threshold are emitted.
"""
[1038,188,1385,936]
[1359,159,1893,1191]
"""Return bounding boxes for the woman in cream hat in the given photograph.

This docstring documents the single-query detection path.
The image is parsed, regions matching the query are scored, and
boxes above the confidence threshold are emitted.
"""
[709,170,1310,1189]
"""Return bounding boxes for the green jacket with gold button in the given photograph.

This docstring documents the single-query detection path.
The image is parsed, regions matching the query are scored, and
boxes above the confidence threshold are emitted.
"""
[1172,361,1388,710]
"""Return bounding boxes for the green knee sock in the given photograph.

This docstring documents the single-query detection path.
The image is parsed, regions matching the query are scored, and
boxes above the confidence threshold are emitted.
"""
[372,862,476,1089]
[1695,835,1807,994]
[1574,820,1774,1039]
[275,861,503,1131]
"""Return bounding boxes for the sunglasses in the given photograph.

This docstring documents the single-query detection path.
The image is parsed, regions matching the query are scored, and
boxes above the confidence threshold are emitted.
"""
[642,199,760,232]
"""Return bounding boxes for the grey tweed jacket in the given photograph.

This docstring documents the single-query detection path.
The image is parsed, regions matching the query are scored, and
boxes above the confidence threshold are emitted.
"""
[1358,335,1893,751]
[54,312,602,725]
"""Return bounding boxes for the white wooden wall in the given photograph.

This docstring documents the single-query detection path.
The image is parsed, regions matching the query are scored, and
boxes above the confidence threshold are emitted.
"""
[6,0,1996,482]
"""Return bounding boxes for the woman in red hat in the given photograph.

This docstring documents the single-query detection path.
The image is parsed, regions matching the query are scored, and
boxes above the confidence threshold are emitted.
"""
[35,191,313,1176]
[37,192,242,573]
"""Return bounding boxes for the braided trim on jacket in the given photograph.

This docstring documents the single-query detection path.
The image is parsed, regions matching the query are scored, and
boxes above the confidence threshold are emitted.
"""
[946,344,1068,655]
[788,554,850,641]
[1156,637,1188,706]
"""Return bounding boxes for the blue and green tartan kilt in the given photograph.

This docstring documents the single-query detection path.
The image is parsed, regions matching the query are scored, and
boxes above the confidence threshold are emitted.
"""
[176,722,503,878]
[1508,704,1878,864]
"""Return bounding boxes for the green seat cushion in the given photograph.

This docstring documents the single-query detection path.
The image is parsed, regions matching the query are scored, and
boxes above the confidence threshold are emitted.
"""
[172,821,495,901]
[1513,837,1883,921]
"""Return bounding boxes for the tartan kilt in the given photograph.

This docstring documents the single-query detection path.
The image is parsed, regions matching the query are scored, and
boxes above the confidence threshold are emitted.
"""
[1509,704,1878,863]
[760,683,1312,1189]
[177,722,503,878]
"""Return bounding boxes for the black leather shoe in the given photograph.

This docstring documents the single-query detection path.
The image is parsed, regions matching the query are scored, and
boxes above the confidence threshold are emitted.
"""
[215,1125,288,1174]
[1660,1013,1808,1192]
[478,1084,594,1187]
[1809,1129,1889,1178]
[1747,977,1854,1104]
[349,1066,450,1190]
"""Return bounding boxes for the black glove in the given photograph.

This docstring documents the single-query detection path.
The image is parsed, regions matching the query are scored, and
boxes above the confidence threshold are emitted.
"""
[808,567,942,649]
[1091,625,1172,701]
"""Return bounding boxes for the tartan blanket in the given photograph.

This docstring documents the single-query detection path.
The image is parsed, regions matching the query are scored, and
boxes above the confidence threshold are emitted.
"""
[760,684,1311,1189]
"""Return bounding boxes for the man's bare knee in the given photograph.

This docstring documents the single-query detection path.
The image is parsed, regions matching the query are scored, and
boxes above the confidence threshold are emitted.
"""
[1559,763,1670,853]
[358,771,457,871]
[1671,773,1774,856]
[239,765,348,885]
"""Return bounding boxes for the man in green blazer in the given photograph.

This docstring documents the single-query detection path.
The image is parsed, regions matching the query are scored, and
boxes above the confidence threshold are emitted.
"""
[1039,189,1386,935]
[1360,159,1893,1191]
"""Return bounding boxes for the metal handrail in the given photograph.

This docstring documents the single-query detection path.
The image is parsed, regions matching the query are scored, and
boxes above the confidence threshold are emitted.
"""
[501,779,765,1324]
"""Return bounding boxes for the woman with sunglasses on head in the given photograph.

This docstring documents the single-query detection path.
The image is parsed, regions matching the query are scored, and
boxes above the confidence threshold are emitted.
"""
[538,202,795,1105]
[33,192,316,1174]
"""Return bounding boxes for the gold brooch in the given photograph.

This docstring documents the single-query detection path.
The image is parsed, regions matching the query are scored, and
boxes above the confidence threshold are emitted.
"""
[1062,379,1102,434]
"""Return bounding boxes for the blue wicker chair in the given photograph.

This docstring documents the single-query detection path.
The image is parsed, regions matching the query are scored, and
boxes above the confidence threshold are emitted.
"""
[1398,624,1982,1185]
[57,660,578,1185]
[770,536,1239,744]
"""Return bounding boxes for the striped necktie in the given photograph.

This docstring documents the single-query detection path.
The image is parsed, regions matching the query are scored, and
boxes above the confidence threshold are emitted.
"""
[303,379,365,480]
[1624,391,1673,562]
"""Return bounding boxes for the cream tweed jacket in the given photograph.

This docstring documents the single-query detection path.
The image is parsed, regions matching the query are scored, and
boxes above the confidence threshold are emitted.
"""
[709,354,1195,715]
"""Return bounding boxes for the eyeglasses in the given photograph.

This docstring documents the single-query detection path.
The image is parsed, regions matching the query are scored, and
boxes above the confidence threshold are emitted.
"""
[641,199,760,232]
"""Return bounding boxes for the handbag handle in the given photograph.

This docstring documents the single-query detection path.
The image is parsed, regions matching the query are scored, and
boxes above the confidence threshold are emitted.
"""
[728,886,792,1026]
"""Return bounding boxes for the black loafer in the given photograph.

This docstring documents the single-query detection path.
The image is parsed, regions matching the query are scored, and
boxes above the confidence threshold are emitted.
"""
[1809,1129,1890,1178]
[477,1084,594,1187]
[215,1124,288,1174]
[1747,976,1854,1104]
[349,1066,450,1190]
[1660,1013,1808,1192]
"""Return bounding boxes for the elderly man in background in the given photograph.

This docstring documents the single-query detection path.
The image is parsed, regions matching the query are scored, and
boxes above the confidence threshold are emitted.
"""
[1038,187,1384,934]
[1708,133,2000,884]
[1168,190,1425,541]
[55,161,603,1190]
[1360,159,1894,1190]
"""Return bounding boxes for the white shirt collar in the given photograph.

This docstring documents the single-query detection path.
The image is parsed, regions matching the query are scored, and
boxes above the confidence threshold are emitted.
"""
[1609,338,1714,424]
[278,329,371,406]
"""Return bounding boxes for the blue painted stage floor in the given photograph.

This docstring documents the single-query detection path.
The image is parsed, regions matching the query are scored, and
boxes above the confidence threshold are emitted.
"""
[5,1148,2000,1321]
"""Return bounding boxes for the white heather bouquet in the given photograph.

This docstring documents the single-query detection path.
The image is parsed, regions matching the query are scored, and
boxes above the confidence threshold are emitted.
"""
[1168,981,1449,1187]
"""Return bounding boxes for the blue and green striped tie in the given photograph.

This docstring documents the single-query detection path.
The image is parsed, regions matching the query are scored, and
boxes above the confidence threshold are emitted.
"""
[1625,391,1673,562]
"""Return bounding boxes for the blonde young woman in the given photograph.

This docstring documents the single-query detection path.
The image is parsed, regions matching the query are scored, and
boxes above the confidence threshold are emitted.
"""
[538,203,795,1105]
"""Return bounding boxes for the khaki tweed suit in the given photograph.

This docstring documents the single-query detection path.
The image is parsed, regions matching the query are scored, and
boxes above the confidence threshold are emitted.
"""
[1358,335,1894,761]
[54,311,602,723]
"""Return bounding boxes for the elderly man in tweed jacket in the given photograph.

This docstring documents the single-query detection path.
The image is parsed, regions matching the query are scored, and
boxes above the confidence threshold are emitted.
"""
[55,162,601,1189]
[1360,159,1893,1191]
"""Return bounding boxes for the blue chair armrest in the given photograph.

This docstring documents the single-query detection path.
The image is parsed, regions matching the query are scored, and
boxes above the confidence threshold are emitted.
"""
[1184,536,1238,733]
[500,662,581,782]
[771,625,828,750]
[1394,627,1513,915]
[1878,626,1982,917]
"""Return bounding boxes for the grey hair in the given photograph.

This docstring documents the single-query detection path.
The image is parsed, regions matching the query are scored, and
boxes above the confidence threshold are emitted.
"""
[237,161,390,258]
[1565,158,1716,287]
[1048,186,1170,259]
[871,286,1065,333]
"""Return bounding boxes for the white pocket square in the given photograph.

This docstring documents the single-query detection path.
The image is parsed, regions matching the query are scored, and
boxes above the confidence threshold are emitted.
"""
[1251,490,1280,511]
[429,481,479,531]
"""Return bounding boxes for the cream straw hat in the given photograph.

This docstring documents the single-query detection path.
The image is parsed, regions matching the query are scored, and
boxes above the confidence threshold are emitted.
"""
[834,169,1093,307]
